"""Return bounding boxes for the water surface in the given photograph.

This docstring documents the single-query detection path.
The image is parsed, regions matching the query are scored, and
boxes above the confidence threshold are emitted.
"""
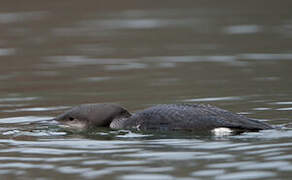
[0,0,292,179]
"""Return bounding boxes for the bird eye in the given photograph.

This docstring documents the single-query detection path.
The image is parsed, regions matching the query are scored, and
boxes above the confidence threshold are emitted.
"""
[68,117,74,121]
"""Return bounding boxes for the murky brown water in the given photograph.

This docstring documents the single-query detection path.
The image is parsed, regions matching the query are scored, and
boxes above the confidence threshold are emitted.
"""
[0,0,292,179]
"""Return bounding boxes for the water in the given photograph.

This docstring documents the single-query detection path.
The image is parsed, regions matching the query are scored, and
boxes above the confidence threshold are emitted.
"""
[1,0,292,179]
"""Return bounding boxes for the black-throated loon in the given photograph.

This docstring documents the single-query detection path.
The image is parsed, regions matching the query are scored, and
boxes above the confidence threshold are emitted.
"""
[54,103,273,133]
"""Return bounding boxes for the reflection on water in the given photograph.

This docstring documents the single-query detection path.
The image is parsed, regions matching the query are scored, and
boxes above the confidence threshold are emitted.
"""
[223,25,262,34]
[0,0,292,179]
[0,127,291,179]
[0,11,47,23]
[184,96,243,102]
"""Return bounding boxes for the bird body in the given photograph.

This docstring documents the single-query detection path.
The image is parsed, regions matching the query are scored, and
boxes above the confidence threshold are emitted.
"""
[55,103,273,133]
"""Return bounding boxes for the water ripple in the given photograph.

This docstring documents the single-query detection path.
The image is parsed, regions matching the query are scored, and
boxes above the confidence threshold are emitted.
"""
[215,171,275,180]
[0,97,39,102]
[0,116,52,124]
[184,96,242,102]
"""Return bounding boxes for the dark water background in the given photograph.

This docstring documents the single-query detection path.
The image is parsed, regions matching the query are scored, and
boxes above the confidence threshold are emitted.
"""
[0,0,292,179]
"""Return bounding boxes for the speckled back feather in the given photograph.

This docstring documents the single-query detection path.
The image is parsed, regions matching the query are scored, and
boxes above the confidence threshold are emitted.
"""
[119,104,272,131]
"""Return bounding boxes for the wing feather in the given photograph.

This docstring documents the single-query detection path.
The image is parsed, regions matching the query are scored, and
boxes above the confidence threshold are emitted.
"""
[123,104,272,131]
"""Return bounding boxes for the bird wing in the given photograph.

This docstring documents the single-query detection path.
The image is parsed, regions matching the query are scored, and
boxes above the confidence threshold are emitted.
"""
[123,104,272,131]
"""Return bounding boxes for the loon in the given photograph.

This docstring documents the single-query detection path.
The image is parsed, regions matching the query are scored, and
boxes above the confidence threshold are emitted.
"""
[54,103,273,133]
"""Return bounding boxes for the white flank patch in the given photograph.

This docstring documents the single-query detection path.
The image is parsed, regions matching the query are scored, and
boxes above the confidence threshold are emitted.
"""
[212,127,233,136]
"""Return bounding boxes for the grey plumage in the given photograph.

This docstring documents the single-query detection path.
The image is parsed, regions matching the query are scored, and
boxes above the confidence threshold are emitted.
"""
[119,104,272,131]
[55,103,273,132]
